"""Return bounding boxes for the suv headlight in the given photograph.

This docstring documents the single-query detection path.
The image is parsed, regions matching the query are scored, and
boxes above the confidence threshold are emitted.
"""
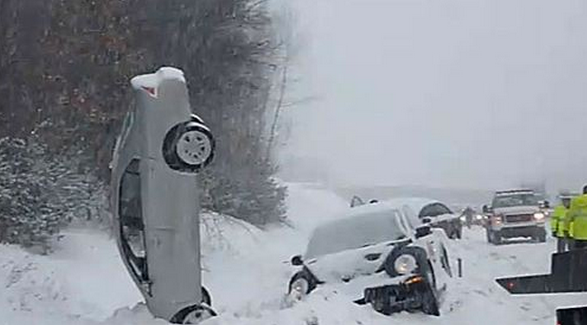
[534,212,545,221]
[394,254,418,275]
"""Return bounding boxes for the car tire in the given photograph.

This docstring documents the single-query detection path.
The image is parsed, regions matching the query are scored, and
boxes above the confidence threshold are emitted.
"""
[421,267,440,316]
[488,230,502,245]
[170,304,217,324]
[162,121,215,173]
[491,230,502,245]
[288,270,317,296]
[535,228,546,243]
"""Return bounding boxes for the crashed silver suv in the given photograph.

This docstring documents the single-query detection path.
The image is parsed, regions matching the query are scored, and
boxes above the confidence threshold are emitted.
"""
[485,189,547,244]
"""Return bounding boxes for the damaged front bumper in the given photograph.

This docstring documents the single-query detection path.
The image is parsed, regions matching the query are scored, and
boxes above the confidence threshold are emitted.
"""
[355,275,430,315]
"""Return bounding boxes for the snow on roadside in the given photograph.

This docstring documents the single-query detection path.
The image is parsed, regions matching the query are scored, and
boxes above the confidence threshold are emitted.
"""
[0,228,142,325]
[1,183,586,325]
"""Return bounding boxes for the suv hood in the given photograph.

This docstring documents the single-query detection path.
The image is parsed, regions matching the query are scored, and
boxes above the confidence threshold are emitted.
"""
[304,239,409,284]
[493,206,540,215]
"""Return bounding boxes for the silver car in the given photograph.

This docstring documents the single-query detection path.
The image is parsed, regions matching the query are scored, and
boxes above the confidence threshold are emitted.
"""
[110,67,215,324]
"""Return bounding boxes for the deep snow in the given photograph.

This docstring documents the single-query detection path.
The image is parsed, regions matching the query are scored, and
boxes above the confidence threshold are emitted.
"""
[0,183,586,325]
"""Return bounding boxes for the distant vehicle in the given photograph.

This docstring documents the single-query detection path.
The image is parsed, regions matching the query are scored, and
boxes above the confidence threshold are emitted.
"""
[458,207,485,227]
[484,189,547,245]
[391,198,462,239]
[287,201,453,316]
[110,67,216,324]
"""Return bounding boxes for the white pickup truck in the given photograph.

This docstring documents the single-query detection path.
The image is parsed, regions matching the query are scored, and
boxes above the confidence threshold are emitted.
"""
[484,189,547,244]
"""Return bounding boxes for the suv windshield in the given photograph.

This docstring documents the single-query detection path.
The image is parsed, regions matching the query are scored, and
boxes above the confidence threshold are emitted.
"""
[305,211,407,259]
[492,193,538,208]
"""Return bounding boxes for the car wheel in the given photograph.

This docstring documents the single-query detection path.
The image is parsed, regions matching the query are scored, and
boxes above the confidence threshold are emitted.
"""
[421,267,440,316]
[534,228,546,243]
[171,304,217,324]
[288,271,317,300]
[163,121,215,173]
[490,230,502,245]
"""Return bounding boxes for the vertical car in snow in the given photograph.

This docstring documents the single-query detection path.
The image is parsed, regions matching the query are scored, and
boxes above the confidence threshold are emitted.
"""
[287,201,453,316]
[110,67,215,324]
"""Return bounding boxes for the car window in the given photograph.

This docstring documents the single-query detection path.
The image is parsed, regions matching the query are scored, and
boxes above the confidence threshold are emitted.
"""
[419,203,452,218]
[395,209,412,234]
[118,159,149,283]
[402,205,420,229]
[492,193,538,208]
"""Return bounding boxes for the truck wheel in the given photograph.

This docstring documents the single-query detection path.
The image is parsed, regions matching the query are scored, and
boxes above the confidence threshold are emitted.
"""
[171,304,217,324]
[535,229,546,243]
[163,121,215,173]
[489,230,502,245]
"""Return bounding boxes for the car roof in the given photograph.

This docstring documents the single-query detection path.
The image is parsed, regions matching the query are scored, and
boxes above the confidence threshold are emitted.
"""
[311,202,405,236]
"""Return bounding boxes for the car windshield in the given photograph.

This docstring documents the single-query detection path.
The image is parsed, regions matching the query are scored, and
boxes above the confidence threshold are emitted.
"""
[492,193,538,208]
[305,211,407,259]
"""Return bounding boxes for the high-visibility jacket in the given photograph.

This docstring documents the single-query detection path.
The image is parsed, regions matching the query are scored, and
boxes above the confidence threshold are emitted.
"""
[550,205,568,237]
[568,194,587,240]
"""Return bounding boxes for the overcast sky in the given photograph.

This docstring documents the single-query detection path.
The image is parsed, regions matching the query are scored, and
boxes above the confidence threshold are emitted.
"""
[280,0,587,192]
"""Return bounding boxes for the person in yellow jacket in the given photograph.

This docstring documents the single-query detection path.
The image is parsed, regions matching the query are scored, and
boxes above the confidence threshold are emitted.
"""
[567,185,587,250]
[550,196,571,252]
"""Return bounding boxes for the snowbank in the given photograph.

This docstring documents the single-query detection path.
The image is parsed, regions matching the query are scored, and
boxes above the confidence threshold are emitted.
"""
[1,183,586,325]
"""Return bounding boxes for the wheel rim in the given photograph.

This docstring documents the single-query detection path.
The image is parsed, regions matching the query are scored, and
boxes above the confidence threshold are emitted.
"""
[176,130,212,166]
[182,307,214,324]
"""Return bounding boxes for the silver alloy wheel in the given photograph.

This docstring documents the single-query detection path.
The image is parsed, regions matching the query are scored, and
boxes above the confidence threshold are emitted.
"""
[176,129,213,166]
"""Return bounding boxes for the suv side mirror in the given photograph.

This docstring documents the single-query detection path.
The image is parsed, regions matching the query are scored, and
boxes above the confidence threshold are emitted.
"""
[415,225,432,239]
[483,205,492,214]
[291,255,303,266]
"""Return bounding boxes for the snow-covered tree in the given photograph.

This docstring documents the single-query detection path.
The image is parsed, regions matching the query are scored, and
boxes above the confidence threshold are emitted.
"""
[0,137,108,253]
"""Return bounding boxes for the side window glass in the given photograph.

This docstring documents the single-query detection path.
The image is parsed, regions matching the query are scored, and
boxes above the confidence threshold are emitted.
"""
[119,159,148,282]
[402,205,419,229]
[393,209,410,235]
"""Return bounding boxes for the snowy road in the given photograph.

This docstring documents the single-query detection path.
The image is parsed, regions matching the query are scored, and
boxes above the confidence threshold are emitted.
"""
[1,183,586,325]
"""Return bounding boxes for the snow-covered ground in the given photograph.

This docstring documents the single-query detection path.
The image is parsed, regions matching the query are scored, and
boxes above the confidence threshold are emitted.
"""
[1,183,586,325]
